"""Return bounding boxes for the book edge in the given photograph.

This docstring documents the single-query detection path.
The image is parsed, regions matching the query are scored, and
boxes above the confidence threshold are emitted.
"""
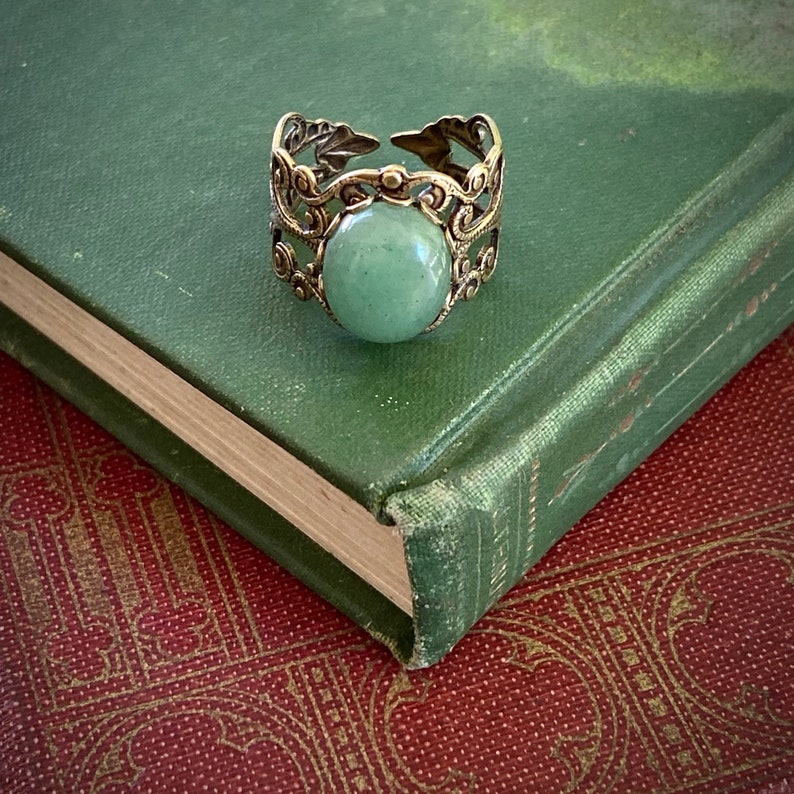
[0,251,413,616]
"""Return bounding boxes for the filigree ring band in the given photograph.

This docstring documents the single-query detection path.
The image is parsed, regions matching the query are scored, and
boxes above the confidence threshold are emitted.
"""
[269,112,504,343]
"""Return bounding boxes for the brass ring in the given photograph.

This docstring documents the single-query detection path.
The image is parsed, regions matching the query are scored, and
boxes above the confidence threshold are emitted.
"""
[269,112,504,343]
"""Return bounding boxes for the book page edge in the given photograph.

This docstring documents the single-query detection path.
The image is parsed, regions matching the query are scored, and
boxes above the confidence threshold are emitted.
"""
[0,250,413,616]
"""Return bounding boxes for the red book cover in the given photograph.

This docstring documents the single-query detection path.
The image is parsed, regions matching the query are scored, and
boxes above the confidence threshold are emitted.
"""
[1,327,793,792]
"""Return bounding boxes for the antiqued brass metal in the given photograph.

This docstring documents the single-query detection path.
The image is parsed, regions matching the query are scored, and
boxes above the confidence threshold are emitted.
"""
[269,112,504,333]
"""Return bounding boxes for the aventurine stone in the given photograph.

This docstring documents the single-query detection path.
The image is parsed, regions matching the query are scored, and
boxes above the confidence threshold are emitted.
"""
[322,201,451,343]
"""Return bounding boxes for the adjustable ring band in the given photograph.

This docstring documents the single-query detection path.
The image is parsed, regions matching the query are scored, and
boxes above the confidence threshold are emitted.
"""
[269,112,504,343]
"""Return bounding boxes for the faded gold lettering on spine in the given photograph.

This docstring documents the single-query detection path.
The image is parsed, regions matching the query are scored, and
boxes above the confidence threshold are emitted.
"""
[488,521,510,605]
[527,458,540,558]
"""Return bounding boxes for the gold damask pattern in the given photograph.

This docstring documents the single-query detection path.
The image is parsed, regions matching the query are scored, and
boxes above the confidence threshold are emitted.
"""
[0,328,793,793]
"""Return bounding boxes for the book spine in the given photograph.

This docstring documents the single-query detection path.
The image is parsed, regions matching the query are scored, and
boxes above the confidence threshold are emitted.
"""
[390,165,794,668]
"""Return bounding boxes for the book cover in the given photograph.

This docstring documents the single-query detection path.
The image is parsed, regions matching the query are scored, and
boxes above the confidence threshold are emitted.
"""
[1,1,793,666]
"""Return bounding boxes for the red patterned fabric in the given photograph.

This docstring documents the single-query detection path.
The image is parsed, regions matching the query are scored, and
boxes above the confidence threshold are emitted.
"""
[1,327,793,793]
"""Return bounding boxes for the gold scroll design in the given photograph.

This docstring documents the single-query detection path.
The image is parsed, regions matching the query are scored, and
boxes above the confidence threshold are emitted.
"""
[372,621,628,794]
[270,113,504,330]
[63,689,327,793]
[655,531,794,743]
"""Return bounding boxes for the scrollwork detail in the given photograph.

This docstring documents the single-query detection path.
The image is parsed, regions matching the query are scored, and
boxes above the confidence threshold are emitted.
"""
[454,272,482,303]
[272,240,297,282]
[417,183,449,212]
[476,233,499,282]
[340,183,375,208]
[271,239,325,305]
[461,163,489,198]
[299,204,331,242]
[289,271,314,302]
[291,165,320,200]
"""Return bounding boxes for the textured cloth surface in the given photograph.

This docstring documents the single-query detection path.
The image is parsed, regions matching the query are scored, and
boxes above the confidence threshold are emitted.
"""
[1,327,793,793]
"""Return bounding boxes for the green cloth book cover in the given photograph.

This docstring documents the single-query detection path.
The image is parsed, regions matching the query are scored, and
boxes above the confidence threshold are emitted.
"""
[1,1,793,666]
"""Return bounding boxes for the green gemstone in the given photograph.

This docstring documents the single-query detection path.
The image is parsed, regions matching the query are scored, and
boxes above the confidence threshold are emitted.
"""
[322,201,451,343]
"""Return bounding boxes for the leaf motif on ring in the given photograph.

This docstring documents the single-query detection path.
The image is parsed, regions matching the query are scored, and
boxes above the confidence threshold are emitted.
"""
[315,124,380,177]
[284,118,380,182]
[391,115,490,186]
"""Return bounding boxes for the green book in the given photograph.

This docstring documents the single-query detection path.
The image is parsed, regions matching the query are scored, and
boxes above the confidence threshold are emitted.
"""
[1,1,792,667]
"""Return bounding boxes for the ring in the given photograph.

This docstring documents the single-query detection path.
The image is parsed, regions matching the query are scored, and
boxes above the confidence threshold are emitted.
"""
[269,112,504,343]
